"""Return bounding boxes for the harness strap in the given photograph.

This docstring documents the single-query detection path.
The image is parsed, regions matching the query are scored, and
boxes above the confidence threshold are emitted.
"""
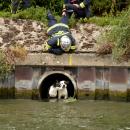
[47,23,69,33]
[52,31,70,37]
[80,2,85,8]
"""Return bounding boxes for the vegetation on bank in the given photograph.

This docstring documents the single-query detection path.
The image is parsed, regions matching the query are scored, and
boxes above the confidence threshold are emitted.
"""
[97,7,130,61]
[0,46,27,79]
[0,0,129,27]
[0,0,129,15]
[0,6,128,26]
[0,50,12,80]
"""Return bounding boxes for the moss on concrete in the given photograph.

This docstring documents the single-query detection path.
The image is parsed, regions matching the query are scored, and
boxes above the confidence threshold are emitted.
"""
[15,89,33,99]
[0,86,128,102]
[0,87,15,99]
[77,89,127,101]
[109,90,127,101]
[15,88,39,99]
[127,89,130,102]
[77,89,95,100]
[8,87,15,98]
[95,89,109,100]
[32,89,39,100]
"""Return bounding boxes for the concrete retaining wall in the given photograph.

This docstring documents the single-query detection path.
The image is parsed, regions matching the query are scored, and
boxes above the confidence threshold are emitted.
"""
[0,74,15,99]
[0,53,130,101]
[0,65,129,101]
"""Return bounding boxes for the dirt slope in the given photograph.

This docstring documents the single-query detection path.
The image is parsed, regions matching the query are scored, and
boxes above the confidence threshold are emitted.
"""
[0,18,104,53]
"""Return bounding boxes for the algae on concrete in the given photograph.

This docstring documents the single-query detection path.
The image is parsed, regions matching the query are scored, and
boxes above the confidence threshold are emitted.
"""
[0,87,15,99]
[109,91,127,101]
[95,89,109,100]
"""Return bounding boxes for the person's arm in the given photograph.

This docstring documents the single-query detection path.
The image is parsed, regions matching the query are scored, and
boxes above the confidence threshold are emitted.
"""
[65,0,91,9]
[47,37,58,48]
[79,0,90,8]
[69,35,76,51]
[48,48,63,55]
[63,0,75,15]
[47,37,64,55]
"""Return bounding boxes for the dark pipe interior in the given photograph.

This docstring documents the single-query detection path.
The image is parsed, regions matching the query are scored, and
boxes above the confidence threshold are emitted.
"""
[39,73,74,99]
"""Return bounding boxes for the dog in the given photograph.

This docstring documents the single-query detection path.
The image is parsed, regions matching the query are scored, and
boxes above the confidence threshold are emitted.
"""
[49,81,59,98]
[58,80,68,99]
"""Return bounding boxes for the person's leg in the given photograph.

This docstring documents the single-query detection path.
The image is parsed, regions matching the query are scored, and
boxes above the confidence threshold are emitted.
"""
[11,0,19,14]
[47,11,57,27]
[74,9,86,18]
[60,14,69,25]
[85,5,90,18]
[23,0,30,8]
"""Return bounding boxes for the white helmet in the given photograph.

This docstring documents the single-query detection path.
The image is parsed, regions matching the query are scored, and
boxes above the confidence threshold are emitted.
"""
[60,35,71,51]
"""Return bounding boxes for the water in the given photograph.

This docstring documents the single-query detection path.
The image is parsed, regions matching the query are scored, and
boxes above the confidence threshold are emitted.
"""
[0,99,130,130]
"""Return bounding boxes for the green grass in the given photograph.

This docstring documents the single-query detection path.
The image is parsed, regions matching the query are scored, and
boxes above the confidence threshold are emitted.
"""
[0,6,124,27]
[0,7,48,24]
[0,11,11,18]
[96,7,130,60]
[87,16,121,26]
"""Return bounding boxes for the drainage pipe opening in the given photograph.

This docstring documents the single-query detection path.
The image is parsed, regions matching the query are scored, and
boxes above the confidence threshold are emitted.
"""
[38,71,77,99]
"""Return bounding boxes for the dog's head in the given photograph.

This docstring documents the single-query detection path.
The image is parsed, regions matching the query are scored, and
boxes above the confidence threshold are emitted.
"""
[52,80,59,88]
[59,80,68,88]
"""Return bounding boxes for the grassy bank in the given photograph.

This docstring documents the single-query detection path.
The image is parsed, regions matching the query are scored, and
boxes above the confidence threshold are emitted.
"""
[0,6,130,61]
[0,6,125,26]
[96,7,130,60]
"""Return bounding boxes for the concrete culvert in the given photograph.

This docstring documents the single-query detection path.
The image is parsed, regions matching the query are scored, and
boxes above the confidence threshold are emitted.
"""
[37,71,77,99]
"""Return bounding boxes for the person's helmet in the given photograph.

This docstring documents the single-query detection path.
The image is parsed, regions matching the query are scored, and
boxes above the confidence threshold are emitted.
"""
[60,35,71,51]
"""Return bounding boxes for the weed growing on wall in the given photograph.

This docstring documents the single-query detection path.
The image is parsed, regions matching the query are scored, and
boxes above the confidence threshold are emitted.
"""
[0,46,28,80]
[0,50,12,80]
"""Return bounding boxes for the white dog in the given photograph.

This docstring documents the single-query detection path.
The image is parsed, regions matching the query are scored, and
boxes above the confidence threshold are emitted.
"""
[49,81,59,98]
[58,80,68,99]
[49,85,58,98]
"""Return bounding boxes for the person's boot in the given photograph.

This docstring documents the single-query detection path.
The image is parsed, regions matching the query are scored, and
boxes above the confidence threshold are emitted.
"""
[46,10,52,19]
[23,0,31,9]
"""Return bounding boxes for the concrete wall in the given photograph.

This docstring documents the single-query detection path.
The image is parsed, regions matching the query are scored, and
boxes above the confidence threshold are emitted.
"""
[0,66,130,101]
[0,73,15,98]
[15,66,77,99]
[77,67,129,101]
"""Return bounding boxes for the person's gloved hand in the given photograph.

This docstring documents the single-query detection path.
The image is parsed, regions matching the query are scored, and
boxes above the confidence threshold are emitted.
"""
[48,48,63,55]
[42,42,51,51]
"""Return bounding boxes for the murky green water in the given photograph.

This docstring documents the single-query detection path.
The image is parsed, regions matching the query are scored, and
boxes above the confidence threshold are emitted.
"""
[0,99,130,130]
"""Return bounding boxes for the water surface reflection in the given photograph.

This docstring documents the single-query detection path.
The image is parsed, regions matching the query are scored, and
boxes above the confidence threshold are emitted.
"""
[0,99,130,130]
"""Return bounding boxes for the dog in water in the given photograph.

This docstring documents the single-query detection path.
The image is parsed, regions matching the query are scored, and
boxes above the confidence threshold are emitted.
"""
[58,80,68,99]
[49,80,68,99]
[49,81,59,98]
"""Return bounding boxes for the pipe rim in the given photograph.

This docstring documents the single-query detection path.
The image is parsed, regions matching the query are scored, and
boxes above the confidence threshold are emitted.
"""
[37,71,77,99]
